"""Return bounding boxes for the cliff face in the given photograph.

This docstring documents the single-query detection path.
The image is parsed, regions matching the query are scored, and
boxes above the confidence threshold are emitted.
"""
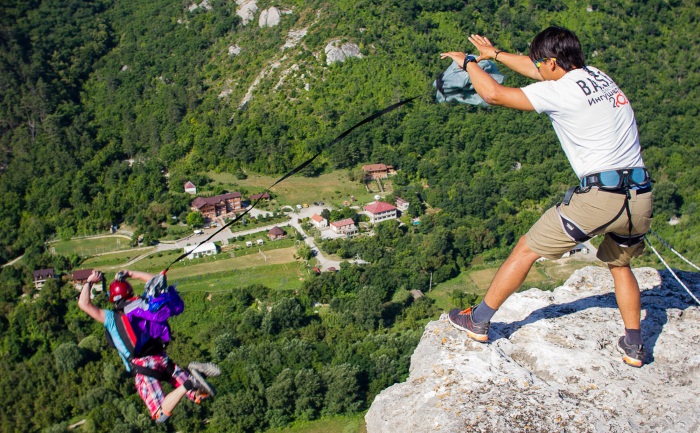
[366,266,700,433]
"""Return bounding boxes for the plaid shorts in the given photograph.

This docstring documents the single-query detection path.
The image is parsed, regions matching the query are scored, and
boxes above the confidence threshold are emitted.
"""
[131,355,197,419]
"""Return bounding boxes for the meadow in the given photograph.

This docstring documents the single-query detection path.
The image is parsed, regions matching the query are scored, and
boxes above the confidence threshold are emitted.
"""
[208,170,380,208]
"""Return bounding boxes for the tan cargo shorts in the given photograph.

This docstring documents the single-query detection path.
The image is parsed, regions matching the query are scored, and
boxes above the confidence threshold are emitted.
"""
[525,187,653,266]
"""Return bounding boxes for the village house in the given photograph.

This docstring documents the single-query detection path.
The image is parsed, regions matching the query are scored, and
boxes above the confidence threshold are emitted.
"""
[191,192,243,221]
[184,242,218,260]
[268,226,287,240]
[330,218,359,236]
[72,268,104,297]
[250,192,271,201]
[362,163,394,180]
[311,213,328,229]
[33,268,55,290]
[72,269,94,288]
[184,181,197,194]
[395,197,409,212]
[364,201,398,224]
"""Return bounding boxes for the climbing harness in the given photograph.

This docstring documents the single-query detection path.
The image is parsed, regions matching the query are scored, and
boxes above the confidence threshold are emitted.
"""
[558,168,652,246]
[105,304,173,379]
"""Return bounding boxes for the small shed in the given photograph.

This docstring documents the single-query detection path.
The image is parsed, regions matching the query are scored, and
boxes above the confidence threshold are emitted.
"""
[268,226,287,240]
[184,181,197,194]
[256,239,264,245]
[246,241,253,247]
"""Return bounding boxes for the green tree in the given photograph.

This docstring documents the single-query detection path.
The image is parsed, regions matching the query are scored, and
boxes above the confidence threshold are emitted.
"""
[186,211,205,228]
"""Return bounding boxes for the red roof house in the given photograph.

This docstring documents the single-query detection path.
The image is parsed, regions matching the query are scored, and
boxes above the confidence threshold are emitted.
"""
[363,201,397,224]
[191,192,243,220]
[330,218,358,236]
[184,181,197,194]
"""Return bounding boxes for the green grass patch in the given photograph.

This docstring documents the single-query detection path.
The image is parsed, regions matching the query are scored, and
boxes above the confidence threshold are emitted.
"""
[427,272,483,312]
[264,413,367,433]
[172,260,308,292]
[207,170,378,208]
[81,248,156,270]
[50,235,133,256]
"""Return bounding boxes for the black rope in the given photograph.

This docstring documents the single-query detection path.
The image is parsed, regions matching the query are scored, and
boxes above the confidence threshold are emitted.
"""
[165,95,422,271]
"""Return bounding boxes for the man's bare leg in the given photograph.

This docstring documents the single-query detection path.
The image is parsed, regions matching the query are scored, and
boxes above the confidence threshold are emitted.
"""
[483,235,542,309]
[609,264,641,330]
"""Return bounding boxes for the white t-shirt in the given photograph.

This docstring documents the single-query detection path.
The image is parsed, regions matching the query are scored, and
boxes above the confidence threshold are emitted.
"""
[521,66,644,179]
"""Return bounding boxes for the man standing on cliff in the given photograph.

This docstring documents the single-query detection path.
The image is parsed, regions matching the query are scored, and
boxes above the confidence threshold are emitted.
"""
[441,26,653,367]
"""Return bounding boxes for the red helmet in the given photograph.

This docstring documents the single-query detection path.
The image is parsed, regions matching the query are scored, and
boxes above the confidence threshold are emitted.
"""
[109,280,134,303]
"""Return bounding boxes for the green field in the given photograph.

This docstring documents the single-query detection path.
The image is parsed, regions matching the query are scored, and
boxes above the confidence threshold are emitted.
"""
[87,247,307,293]
[208,170,381,208]
[427,258,607,312]
[50,235,133,256]
[81,248,156,270]
[264,413,366,433]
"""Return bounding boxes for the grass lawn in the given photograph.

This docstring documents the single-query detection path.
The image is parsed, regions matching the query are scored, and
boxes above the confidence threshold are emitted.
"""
[50,235,133,256]
[264,413,367,433]
[207,170,380,208]
[81,248,156,270]
[114,247,306,292]
[428,257,606,312]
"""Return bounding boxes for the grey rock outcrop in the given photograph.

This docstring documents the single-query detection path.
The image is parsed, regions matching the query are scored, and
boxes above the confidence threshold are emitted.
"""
[259,7,281,28]
[325,41,363,65]
[236,0,257,25]
[366,266,700,433]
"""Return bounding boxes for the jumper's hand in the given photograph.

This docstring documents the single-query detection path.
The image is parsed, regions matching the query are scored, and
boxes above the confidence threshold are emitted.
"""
[87,270,102,284]
[467,34,499,61]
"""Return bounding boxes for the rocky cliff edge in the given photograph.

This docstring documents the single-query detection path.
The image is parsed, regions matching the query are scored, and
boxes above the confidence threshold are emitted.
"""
[366,266,700,433]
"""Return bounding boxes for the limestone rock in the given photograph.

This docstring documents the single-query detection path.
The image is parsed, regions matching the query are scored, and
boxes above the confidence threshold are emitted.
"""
[366,266,700,433]
[228,44,241,56]
[259,7,281,28]
[325,41,363,65]
[236,0,257,25]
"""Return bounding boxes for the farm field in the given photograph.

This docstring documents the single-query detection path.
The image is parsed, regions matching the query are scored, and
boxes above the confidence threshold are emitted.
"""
[208,170,380,207]
[50,235,133,256]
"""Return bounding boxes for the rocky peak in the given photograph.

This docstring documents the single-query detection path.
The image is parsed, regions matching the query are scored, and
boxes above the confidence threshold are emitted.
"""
[366,266,700,432]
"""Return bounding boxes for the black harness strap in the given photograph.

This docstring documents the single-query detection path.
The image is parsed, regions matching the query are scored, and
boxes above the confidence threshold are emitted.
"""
[129,358,176,381]
[559,183,651,246]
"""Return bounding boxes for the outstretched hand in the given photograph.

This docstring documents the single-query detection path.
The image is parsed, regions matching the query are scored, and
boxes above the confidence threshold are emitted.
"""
[440,51,468,66]
[467,34,499,60]
[87,270,103,284]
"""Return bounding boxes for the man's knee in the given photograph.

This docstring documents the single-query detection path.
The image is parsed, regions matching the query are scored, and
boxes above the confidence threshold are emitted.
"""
[513,235,541,261]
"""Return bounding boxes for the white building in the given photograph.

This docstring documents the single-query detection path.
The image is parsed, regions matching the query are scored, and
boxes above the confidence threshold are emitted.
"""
[184,242,217,260]
[364,201,397,224]
[311,213,328,228]
[395,197,409,212]
[330,218,359,236]
[184,181,197,194]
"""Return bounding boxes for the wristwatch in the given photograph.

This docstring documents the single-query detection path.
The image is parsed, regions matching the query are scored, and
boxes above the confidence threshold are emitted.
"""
[462,54,478,70]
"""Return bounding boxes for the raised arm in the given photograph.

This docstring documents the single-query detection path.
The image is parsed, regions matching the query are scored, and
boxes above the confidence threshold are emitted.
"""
[78,270,106,324]
[467,34,543,81]
[440,51,535,111]
[120,269,155,284]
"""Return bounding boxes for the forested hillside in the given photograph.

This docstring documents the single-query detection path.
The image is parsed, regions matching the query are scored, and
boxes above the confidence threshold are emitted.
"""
[1,0,698,432]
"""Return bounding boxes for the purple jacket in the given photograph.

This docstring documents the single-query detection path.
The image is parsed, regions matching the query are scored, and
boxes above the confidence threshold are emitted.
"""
[122,288,184,351]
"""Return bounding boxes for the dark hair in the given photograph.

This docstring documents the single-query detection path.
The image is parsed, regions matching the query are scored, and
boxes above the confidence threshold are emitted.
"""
[529,26,585,72]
